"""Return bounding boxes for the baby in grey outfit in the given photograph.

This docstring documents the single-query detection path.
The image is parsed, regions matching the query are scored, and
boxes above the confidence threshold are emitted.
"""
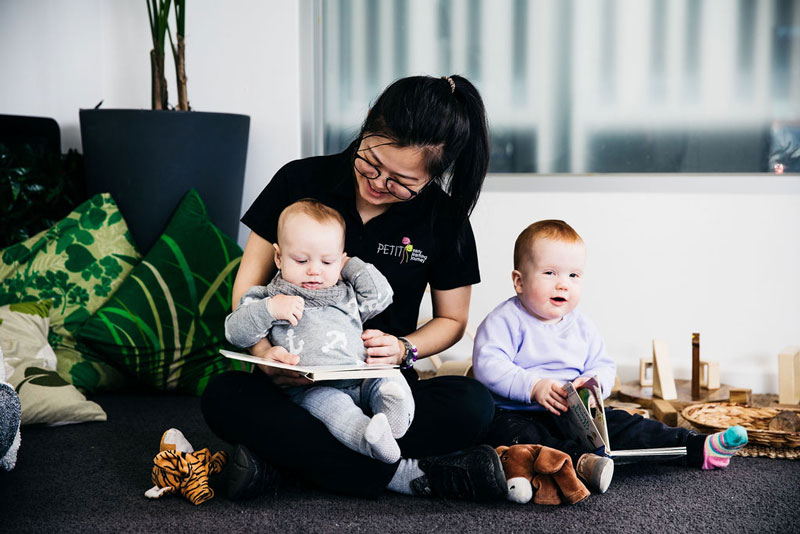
[225,199,414,463]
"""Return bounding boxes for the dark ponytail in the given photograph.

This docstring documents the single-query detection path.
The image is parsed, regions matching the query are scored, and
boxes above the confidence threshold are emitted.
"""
[359,75,490,226]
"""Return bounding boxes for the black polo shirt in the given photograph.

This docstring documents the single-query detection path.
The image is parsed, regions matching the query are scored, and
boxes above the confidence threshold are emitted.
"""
[241,145,480,337]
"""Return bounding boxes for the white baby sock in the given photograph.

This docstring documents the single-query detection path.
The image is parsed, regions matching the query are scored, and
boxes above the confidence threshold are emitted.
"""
[377,381,415,439]
[363,413,401,464]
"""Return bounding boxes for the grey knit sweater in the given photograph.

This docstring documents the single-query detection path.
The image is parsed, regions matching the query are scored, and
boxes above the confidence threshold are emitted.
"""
[225,257,393,367]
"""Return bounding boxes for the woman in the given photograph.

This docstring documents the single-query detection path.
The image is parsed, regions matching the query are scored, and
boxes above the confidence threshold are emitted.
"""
[202,75,505,500]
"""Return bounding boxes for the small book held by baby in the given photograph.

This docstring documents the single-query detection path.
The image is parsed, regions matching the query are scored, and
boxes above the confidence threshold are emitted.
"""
[220,350,402,381]
[561,378,687,464]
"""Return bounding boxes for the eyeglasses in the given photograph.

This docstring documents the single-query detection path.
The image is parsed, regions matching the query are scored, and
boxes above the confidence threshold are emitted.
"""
[353,147,420,201]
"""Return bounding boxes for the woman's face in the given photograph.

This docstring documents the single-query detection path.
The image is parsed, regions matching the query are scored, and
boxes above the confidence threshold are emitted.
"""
[353,135,432,208]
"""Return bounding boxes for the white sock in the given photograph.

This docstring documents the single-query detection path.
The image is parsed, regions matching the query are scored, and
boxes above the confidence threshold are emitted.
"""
[377,381,415,439]
[386,458,424,495]
[363,413,401,464]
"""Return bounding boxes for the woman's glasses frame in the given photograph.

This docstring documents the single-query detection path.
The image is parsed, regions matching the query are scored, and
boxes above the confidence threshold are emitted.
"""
[352,137,422,201]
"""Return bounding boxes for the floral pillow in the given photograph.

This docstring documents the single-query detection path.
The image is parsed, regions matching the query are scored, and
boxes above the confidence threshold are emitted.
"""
[0,193,141,392]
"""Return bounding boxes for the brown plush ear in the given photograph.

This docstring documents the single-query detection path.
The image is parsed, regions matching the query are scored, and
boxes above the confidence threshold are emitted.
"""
[532,445,570,475]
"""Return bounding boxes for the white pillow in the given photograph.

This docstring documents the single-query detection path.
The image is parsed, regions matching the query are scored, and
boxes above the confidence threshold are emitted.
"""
[0,301,106,426]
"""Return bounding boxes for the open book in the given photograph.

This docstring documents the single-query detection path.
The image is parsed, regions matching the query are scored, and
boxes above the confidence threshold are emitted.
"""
[561,378,687,464]
[220,350,401,381]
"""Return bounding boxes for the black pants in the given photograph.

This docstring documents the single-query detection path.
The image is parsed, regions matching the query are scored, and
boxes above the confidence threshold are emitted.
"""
[484,408,707,468]
[201,370,495,498]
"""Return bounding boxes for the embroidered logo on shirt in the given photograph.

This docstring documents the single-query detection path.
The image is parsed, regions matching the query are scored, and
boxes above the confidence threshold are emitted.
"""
[376,237,427,264]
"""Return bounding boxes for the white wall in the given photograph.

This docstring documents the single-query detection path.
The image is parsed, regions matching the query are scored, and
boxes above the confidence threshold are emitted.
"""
[0,0,303,245]
[418,176,800,396]
[2,1,798,393]
[464,177,800,395]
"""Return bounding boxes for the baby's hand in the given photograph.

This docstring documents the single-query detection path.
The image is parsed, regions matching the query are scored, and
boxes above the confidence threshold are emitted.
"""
[531,379,568,415]
[572,376,593,389]
[266,295,304,326]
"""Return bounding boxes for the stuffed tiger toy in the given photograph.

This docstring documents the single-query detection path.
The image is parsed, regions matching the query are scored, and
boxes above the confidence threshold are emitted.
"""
[144,428,228,506]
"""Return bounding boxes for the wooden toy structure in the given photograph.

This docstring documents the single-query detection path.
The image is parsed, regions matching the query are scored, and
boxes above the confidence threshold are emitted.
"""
[690,333,720,395]
[623,336,731,424]
[778,346,800,406]
[638,339,678,400]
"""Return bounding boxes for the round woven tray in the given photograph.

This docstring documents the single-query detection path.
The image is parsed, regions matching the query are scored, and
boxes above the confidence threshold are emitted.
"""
[681,403,800,448]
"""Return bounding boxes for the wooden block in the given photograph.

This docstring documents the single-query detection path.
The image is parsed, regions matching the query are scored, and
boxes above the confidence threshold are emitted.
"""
[639,358,653,387]
[778,346,800,405]
[691,333,701,400]
[652,339,678,400]
[729,388,752,405]
[651,398,678,426]
[700,361,720,390]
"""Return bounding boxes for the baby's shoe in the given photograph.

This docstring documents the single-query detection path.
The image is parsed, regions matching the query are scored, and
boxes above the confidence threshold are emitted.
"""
[576,453,614,494]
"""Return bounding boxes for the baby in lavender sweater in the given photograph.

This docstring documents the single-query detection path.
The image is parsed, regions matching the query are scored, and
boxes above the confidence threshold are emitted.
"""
[473,219,748,494]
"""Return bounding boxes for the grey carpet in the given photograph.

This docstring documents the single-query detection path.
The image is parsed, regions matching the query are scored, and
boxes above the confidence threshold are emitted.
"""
[1,392,798,534]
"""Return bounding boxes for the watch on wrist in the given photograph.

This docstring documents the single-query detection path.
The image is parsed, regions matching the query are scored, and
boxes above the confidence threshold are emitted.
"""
[398,337,418,369]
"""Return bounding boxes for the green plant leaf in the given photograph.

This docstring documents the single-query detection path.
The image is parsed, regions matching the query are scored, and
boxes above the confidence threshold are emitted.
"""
[55,234,74,255]
[73,229,95,246]
[100,256,123,278]
[64,244,96,272]
[2,242,29,265]
[80,207,107,230]
[67,285,89,307]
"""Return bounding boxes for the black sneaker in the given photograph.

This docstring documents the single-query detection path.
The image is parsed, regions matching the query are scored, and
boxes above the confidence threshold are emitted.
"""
[411,445,508,501]
[224,444,281,500]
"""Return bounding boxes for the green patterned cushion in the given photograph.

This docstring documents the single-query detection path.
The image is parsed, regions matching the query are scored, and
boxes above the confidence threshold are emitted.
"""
[0,300,106,425]
[75,189,248,395]
[0,194,141,392]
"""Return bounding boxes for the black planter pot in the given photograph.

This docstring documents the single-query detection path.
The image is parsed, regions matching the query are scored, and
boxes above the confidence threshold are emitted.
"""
[79,109,250,252]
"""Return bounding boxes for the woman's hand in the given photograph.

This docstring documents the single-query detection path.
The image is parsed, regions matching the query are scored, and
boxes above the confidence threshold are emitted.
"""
[249,338,308,387]
[362,329,404,365]
[531,379,568,415]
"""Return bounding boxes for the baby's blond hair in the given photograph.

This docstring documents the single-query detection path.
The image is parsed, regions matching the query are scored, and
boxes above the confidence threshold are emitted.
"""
[513,219,583,269]
[277,199,345,245]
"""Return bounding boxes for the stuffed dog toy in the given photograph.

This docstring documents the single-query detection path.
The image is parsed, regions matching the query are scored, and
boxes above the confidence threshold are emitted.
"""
[495,444,590,505]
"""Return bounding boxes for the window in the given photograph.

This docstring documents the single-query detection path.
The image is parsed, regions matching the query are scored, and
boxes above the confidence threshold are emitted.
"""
[319,0,800,173]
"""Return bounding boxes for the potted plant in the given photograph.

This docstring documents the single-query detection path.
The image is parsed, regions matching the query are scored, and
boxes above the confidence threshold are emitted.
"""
[79,1,249,253]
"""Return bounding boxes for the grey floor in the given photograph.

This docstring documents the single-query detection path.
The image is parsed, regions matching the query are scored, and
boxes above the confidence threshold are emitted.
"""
[2,393,798,534]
